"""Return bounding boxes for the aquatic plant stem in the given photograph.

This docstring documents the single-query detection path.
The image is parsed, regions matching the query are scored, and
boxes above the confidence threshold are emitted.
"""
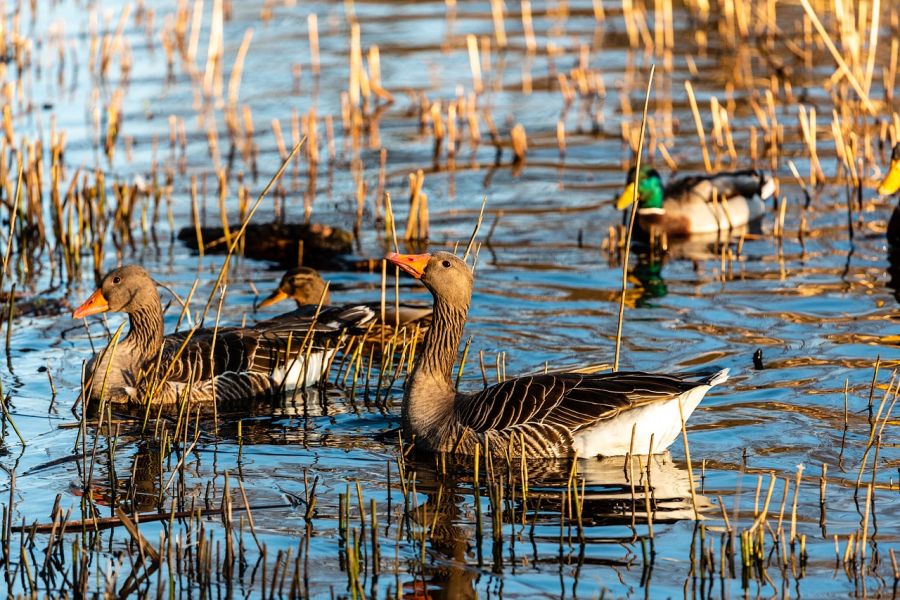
[613,65,654,372]
[199,138,305,323]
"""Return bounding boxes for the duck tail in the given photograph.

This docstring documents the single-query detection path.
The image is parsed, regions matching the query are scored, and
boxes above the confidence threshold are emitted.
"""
[759,173,777,200]
[703,368,730,387]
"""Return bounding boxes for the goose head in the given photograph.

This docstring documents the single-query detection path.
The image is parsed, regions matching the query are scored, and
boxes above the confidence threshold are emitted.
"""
[258,267,330,308]
[387,251,473,310]
[73,265,160,319]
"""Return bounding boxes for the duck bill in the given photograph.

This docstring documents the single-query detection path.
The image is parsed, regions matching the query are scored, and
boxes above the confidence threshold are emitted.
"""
[387,252,430,279]
[878,159,900,195]
[73,289,109,319]
[258,289,289,309]
[615,182,637,210]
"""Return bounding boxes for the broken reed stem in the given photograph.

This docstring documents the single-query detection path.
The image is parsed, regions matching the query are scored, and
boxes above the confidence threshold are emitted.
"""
[198,138,305,322]
[798,0,876,115]
[678,396,700,521]
[613,65,654,372]
[463,197,487,261]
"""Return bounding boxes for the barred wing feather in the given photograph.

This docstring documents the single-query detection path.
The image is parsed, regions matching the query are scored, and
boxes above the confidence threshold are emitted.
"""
[455,372,706,435]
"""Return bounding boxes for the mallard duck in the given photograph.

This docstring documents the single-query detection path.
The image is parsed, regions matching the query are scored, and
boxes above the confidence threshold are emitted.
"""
[878,143,900,245]
[258,266,432,330]
[177,222,354,268]
[73,265,374,406]
[386,251,728,458]
[616,166,775,237]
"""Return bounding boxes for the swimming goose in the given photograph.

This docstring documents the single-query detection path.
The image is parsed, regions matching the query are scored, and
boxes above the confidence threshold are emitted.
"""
[73,265,374,406]
[258,266,432,331]
[878,143,900,245]
[616,166,775,237]
[386,251,728,458]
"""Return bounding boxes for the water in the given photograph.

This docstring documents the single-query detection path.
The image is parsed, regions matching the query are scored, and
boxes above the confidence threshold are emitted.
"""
[2,0,899,597]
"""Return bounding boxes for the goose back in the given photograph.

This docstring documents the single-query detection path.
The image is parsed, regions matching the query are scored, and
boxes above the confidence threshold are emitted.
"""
[430,370,725,458]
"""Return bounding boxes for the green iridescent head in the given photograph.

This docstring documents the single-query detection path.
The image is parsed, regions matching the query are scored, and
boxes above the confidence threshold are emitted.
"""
[616,166,664,211]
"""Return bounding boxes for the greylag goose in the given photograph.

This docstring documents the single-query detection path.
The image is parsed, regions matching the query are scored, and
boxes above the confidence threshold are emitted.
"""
[387,251,728,458]
[616,166,775,237]
[258,266,432,331]
[73,265,374,406]
[878,143,900,245]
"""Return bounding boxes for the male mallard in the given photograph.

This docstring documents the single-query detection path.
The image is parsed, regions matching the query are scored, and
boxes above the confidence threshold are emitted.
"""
[878,143,900,245]
[616,166,775,237]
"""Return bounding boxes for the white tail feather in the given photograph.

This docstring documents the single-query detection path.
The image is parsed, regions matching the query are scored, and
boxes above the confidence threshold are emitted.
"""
[760,176,776,200]
[705,368,729,387]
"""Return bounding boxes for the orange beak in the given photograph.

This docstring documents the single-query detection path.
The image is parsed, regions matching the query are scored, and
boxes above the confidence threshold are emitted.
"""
[258,289,289,309]
[73,289,109,319]
[386,252,430,279]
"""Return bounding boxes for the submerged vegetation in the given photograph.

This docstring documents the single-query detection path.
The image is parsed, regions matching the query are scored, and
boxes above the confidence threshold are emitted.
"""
[0,0,897,597]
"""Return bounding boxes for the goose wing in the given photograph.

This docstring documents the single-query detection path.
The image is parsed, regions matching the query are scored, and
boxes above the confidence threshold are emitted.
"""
[150,304,374,384]
[455,371,708,434]
[667,169,774,202]
[363,302,433,327]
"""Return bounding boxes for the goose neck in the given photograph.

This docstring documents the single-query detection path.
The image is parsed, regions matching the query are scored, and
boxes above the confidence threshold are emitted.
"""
[126,303,164,360]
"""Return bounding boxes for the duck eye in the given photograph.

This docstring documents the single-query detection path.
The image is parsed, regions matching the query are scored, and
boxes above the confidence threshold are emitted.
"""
[442,260,451,268]
[113,276,121,284]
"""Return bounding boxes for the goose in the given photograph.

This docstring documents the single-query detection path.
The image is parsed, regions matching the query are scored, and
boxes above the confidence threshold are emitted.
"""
[258,266,432,332]
[616,166,775,237]
[386,251,728,458]
[72,265,374,406]
[878,143,900,245]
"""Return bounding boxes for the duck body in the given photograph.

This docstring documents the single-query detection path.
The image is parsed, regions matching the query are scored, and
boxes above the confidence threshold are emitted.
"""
[259,266,432,333]
[75,265,373,406]
[617,167,775,237]
[178,222,353,268]
[387,251,727,459]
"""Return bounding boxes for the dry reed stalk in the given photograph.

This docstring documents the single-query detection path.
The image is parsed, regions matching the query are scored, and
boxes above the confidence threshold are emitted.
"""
[886,38,898,105]
[403,170,428,241]
[490,0,507,48]
[556,120,566,157]
[613,65,654,371]
[272,118,288,161]
[308,14,320,76]
[227,29,254,107]
[348,23,362,108]
[684,80,712,172]
[789,464,803,544]
[522,1,537,52]
[198,139,304,321]
[466,35,483,94]
[510,124,527,163]
[798,0,876,115]
[678,396,700,521]
[203,0,224,98]
[748,473,777,534]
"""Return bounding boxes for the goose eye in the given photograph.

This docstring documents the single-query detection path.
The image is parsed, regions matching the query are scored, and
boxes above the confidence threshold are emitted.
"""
[113,276,121,284]
[441,260,451,268]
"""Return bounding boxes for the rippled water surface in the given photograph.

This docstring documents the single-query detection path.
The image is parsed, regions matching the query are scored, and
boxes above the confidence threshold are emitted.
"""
[3,0,900,597]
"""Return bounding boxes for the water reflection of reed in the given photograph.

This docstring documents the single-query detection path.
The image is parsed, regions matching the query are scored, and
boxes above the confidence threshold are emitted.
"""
[398,452,709,599]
